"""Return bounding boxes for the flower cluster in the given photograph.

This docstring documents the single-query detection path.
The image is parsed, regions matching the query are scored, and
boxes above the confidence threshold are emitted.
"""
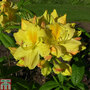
[9,9,86,76]
[0,0,17,26]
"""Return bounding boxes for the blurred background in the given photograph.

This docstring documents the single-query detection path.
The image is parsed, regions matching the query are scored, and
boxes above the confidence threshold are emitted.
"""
[10,0,90,32]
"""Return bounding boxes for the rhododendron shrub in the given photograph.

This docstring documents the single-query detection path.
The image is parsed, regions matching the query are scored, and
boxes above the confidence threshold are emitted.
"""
[9,9,86,76]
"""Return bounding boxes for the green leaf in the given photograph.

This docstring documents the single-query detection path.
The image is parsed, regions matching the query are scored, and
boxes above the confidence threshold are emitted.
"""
[0,33,16,48]
[85,32,90,38]
[78,28,90,38]
[66,83,75,88]
[52,75,59,84]
[17,0,24,9]
[62,86,70,90]
[58,73,64,84]
[0,56,7,62]
[16,82,29,90]
[71,64,85,85]
[39,81,59,90]
[77,82,85,90]
[73,57,79,61]
[55,87,60,90]
[6,25,21,30]
[23,0,31,6]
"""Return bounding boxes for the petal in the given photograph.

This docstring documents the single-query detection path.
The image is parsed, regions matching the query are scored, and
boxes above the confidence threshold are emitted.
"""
[61,64,72,76]
[24,49,40,69]
[47,23,61,40]
[9,47,17,55]
[61,39,81,53]
[14,29,26,45]
[61,53,72,61]
[43,10,49,22]
[17,60,24,67]
[13,47,31,60]
[37,42,50,57]
[21,19,31,31]
[53,62,72,76]
[59,24,75,41]
[57,14,67,24]
[41,61,51,76]
[51,45,66,58]
[51,9,58,19]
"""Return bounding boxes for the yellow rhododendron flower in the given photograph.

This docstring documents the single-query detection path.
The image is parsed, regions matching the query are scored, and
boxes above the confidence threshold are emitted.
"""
[9,9,86,76]
[38,60,51,76]
[0,0,17,26]
[51,9,58,19]
[10,19,50,69]
[53,61,72,76]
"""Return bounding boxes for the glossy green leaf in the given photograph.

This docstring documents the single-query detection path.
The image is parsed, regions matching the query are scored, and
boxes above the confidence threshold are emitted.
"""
[0,56,6,62]
[0,33,16,48]
[6,25,21,30]
[17,0,24,9]
[58,73,64,84]
[62,86,70,90]
[71,64,85,85]
[55,87,60,90]
[39,81,59,90]
[78,28,90,38]
[77,82,86,90]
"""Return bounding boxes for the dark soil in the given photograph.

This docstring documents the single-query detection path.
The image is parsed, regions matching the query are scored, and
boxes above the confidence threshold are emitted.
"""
[75,22,90,32]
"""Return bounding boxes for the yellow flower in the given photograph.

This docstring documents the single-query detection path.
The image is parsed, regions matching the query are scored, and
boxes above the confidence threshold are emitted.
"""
[51,9,58,19]
[10,19,50,69]
[47,23,61,40]
[0,0,17,26]
[61,39,81,55]
[9,9,86,76]
[38,60,51,76]
[53,61,72,76]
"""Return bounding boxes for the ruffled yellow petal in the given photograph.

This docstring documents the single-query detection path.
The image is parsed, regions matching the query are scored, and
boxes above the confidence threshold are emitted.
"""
[61,64,72,76]
[59,24,75,41]
[43,10,49,22]
[13,47,31,60]
[9,47,17,55]
[37,42,50,57]
[62,53,72,61]
[61,39,81,53]
[17,60,24,67]
[24,49,40,69]
[21,19,31,31]
[47,23,61,40]
[51,9,58,19]
[13,47,40,69]
[51,45,66,58]
[53,62,72,76]
[57,14,67,24]
[40,60,51,76]
[14,29,26,45]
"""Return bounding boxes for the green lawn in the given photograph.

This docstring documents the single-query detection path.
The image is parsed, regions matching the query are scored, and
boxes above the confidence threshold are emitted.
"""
[26,4,90,22]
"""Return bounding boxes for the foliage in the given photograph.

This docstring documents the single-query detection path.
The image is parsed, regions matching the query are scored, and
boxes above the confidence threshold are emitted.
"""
[0,0,89,90]
[30,0,90,5]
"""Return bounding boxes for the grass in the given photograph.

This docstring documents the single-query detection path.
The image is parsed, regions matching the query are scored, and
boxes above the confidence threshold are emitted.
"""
[25,4,90,22]
[29,0,90,5]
